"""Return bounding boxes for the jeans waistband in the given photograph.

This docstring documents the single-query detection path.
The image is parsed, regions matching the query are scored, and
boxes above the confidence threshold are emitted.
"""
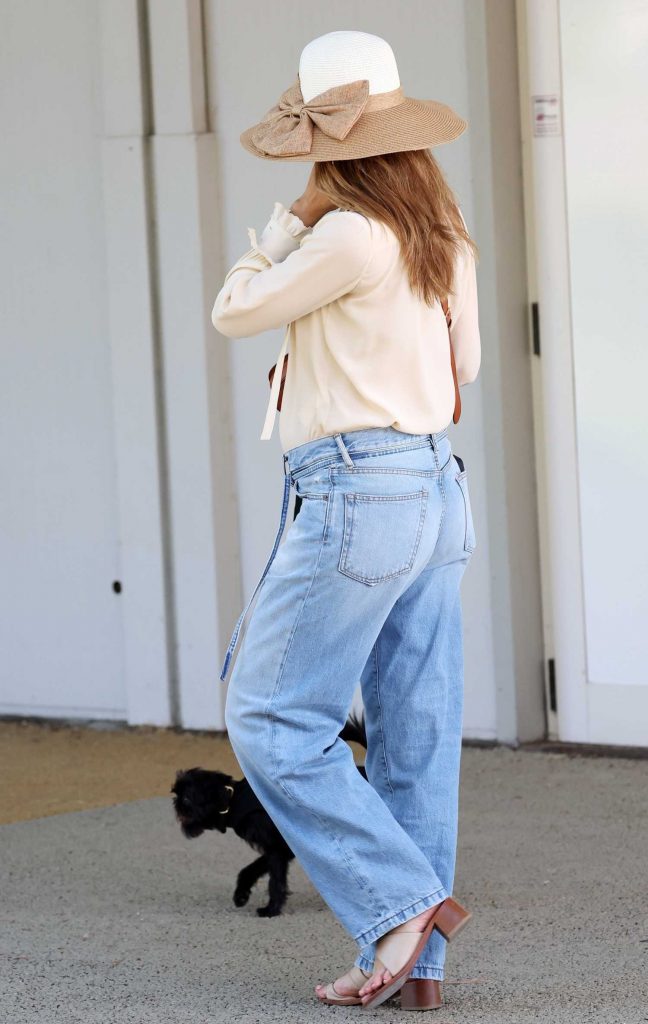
[283,425,449,480]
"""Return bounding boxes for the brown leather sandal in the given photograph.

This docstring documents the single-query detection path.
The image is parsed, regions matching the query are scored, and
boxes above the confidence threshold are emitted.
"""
[400,978,444,1010]
[360,896,471,1010]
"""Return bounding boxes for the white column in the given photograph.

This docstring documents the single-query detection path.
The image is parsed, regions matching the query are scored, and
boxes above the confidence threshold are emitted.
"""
[524,0,588,741]
[148,0,239,730]
[99,0,175,725]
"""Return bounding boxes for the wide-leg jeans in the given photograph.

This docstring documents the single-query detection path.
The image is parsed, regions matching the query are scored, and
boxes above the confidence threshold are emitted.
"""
[222,425,476,980]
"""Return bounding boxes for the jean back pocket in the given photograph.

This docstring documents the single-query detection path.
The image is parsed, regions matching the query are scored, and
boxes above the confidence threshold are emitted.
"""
[338,489,428,586]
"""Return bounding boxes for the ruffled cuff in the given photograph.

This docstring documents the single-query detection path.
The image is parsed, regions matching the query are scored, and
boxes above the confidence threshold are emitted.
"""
[253,200,311,263]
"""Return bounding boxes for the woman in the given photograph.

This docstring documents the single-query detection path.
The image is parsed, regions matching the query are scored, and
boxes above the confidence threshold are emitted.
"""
[212,30,480,1012]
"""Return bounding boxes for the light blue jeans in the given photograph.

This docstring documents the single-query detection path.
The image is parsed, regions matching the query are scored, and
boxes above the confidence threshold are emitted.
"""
[221,425,476,980]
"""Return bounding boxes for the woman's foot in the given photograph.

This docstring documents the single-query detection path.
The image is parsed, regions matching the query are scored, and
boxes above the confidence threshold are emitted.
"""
[314,965,372,1005]
[357,904,440,1002]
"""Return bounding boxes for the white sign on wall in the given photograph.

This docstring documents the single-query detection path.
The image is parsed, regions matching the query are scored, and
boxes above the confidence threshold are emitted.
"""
[532,94,562,136]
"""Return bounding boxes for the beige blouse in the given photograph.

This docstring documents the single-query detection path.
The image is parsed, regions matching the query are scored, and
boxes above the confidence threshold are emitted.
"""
[212,201,481,453]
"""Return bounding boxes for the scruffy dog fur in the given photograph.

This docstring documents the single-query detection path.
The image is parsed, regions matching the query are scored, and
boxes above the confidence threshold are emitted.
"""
[172,712,367,917]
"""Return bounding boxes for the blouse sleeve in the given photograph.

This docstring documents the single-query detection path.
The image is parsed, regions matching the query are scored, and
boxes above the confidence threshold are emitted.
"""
[211,202,373,339]
[254,200,312,261]
[449,238,481,386]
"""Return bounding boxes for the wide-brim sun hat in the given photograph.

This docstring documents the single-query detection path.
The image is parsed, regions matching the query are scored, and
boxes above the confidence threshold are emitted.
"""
[240,30,467,162]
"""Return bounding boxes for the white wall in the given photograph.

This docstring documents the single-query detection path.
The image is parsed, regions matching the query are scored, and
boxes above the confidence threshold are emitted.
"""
[0,0,542,743]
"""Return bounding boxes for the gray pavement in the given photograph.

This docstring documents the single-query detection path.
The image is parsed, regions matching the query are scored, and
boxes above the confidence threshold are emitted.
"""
[1,745,647,1023]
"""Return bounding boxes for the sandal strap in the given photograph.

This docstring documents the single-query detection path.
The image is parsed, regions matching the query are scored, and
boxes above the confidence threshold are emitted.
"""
[323,985,357,1004]
[326,965,371,1001]
[340,965,372,989]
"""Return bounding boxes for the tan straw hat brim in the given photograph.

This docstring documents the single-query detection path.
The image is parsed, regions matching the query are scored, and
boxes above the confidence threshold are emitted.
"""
[240,96,467,162]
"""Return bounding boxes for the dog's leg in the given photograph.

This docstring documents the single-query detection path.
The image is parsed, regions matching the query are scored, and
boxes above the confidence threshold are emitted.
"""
[257,854,289,918]
[234,855,269,907]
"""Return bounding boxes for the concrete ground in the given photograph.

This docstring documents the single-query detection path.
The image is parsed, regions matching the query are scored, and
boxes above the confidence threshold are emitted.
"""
[1,741,647,1023]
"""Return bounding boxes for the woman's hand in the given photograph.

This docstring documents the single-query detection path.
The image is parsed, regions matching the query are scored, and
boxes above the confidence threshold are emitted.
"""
[289,167,338,227]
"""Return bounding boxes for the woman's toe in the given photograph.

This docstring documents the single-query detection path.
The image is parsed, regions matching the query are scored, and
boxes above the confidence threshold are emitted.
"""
[359,969,383,995]
[360,967,393,999]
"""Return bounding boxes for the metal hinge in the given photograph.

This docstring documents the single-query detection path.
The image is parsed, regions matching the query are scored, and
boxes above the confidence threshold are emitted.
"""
[547,657,557,712]
[532,302,541,356]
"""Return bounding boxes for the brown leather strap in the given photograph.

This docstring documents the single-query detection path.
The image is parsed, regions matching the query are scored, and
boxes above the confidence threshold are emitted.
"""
[268,353,289,411]
[441,296,461,425]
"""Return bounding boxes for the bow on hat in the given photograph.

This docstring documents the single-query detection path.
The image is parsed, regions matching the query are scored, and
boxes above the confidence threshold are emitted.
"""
[249,78,371,157]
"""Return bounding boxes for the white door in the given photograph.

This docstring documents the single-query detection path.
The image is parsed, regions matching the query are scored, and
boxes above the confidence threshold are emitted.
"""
[522,0,648,745]
[0,1,126,719]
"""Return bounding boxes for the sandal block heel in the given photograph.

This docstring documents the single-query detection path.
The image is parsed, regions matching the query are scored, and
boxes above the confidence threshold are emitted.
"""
[432,895,472,941]
[400,978,443,1011]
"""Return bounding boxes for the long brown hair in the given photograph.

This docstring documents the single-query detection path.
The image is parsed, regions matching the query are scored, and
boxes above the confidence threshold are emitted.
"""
[313,149,478,306]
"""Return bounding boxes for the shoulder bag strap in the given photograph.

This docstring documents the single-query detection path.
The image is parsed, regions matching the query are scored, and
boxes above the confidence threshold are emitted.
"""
[268,353,289,412]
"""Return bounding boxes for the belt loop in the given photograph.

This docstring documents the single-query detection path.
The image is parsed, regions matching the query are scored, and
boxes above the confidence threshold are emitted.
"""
[333,432,355,467]
[429,432,438,454]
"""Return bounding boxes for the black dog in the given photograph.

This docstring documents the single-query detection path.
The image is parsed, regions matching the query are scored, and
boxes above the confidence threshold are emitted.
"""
[171,711,367,917]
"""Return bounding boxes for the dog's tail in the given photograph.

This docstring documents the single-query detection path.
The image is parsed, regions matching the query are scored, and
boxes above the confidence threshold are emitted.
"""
[339,708,367,749]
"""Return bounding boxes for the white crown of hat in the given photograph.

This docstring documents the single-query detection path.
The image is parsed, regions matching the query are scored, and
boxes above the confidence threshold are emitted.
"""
[298,30,401,103]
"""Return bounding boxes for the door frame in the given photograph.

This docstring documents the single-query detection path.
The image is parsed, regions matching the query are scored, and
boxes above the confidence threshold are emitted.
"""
[516,0,648,746]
